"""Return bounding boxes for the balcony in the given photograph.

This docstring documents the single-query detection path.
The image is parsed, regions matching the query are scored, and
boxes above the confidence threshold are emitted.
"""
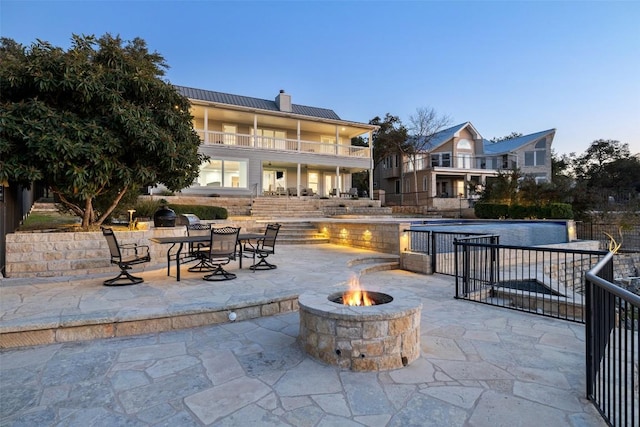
[196,130,370,159]
[404,153,519,173]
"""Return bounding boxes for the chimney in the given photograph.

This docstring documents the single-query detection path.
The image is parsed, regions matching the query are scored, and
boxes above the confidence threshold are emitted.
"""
[275,89,292,112]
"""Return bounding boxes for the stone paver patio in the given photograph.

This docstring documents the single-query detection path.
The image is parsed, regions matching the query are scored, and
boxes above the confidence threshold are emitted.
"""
[0,244,606,426]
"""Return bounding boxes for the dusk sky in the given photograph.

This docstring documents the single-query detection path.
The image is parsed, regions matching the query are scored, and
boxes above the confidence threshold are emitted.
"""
[2,0,639,157]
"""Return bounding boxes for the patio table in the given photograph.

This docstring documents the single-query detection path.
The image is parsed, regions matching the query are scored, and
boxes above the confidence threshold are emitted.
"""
[150,233,263,281]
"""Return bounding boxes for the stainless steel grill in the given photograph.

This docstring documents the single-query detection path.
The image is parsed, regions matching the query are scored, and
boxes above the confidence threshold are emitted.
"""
[175,214,200,226]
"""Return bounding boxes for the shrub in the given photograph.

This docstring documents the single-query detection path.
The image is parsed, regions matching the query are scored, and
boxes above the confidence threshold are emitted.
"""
[549,203,573,219]
[132,199,163,219]
[475,203,509,219]
[169,204,228,220]
[131,200,228,220]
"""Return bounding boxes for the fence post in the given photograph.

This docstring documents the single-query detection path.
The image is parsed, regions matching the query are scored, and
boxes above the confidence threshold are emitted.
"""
[454,238,459,298]
[430,231,436,273]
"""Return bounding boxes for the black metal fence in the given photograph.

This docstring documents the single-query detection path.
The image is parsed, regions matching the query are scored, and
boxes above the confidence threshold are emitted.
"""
[406,230,492,276]
[585,252,639,427]
[576,222,640,252]
[453,236,607,323]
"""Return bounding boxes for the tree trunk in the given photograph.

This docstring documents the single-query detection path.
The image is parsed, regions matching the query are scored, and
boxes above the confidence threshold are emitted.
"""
[95,186,129,227]
[81,198,93,228]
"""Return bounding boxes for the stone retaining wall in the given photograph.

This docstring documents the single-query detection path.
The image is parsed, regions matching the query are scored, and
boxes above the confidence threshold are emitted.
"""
[4,228,183,278]
[314,221,410,254]
[4,220,407,279]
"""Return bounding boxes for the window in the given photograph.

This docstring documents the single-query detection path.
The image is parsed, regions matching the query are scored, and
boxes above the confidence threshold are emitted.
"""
[382,156,393,169]
[222,124,237,145]
[524,138,546,166]
[430,152,452,167]
[456,139,472,150]
[198,158,248,188]
[414,154,427,170]
[252,128,287,149]
[456,154,472,168]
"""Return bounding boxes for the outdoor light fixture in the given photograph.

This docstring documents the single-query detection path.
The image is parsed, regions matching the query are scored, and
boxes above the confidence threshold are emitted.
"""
[127,209,136,230]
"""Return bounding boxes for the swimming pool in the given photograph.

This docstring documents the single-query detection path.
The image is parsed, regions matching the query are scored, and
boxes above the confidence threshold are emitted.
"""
[410,220,569,247]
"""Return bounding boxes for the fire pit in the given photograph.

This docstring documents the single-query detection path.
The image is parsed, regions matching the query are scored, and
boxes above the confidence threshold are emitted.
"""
[298,280,422,371]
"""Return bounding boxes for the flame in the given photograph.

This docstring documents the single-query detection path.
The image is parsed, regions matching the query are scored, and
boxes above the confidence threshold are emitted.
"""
[342,277,374,306]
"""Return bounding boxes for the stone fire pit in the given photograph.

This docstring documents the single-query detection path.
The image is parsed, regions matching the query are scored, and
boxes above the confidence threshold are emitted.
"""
[298,287,422,371]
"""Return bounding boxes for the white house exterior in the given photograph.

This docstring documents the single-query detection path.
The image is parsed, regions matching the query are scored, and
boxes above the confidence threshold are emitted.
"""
[164,86,378,198]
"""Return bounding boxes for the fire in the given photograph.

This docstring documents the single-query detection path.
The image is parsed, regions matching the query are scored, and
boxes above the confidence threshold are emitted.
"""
[342,277,374,306]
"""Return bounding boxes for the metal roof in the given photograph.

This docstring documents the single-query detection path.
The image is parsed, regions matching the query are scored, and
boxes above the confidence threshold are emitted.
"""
[410,122,470,151]
[175,85,342,121]
[482,129,556,154]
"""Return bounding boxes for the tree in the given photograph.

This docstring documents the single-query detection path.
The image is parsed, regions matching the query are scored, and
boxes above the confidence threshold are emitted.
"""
[567,139,638,218]
[573,139,630,181]
[0,34,206,228]
[490,132,523,143]
[369,114,408,203]
[478,168,522,205]
[370,114,408,167]
[407,107,451,205]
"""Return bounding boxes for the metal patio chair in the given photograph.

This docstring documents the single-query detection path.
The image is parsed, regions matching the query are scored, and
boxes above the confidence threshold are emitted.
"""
[202,226,241,281]
[243,223,281,270]
[101,227,151,286]
[185,223,214,272]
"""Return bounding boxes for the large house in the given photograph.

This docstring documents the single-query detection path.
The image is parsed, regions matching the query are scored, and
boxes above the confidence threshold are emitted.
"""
[167,86,378,198]
[374,122,556,208]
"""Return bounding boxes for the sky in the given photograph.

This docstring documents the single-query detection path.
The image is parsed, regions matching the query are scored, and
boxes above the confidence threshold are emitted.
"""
[2,0,639,157]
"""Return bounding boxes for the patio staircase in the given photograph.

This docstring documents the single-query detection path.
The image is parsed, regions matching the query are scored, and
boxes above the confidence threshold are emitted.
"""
[276,222,329,245]
[250,197,324,219]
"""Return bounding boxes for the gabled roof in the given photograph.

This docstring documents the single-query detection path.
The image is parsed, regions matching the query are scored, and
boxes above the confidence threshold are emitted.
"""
[482,128,556,154]
[411,122,478,151]
[175,85,342,121]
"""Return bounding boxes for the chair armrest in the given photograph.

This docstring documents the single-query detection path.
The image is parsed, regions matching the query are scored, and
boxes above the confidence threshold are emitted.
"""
[121,244,150,257]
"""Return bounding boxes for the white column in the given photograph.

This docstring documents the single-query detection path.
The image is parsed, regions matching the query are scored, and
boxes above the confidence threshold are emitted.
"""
[368,130,374,199]
[297,163,301,197]
[335,126,339,155]
[297,120,301,151]
[204,108,209,143]
[253,115,257,147]
[336,166,340,193]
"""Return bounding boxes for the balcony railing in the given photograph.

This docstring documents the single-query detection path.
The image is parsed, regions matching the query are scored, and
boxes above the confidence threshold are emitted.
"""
[403,154,519,172]
[195,130,371,159]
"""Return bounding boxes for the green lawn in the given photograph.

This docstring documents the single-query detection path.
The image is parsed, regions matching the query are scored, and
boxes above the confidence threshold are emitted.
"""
[18,211,81,232]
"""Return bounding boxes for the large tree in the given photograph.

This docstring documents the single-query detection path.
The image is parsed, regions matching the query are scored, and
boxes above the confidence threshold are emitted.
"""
[0,34,206,228]
[370,114,408,167]
[369,114,408,202]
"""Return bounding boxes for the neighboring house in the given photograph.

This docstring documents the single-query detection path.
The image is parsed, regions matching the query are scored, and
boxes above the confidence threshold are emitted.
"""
[159,86,378,198]
[374,122,555,208]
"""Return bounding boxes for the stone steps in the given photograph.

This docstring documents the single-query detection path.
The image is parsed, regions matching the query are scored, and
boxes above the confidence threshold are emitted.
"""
[251,198,324,219]
[276,222,329,245]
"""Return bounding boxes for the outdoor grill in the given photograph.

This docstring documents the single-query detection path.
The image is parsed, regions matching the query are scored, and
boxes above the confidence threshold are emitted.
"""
[153,205,177,227]
[175,214,201,227]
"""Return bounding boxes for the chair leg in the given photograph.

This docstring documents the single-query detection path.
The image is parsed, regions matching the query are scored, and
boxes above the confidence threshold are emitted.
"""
[203,265,237,281]
[103,266,144,286]
[187,256,217,272]
[249,256,277,271]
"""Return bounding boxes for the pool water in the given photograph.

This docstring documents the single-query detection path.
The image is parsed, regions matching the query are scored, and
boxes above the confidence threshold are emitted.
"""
[411,220,568,246]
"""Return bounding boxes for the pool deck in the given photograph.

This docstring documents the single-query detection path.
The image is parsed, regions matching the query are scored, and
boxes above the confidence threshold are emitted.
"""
[0,243,606,426]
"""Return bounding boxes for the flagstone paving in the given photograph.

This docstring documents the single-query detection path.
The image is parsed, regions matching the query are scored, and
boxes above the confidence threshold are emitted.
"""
[0,244,606,426]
